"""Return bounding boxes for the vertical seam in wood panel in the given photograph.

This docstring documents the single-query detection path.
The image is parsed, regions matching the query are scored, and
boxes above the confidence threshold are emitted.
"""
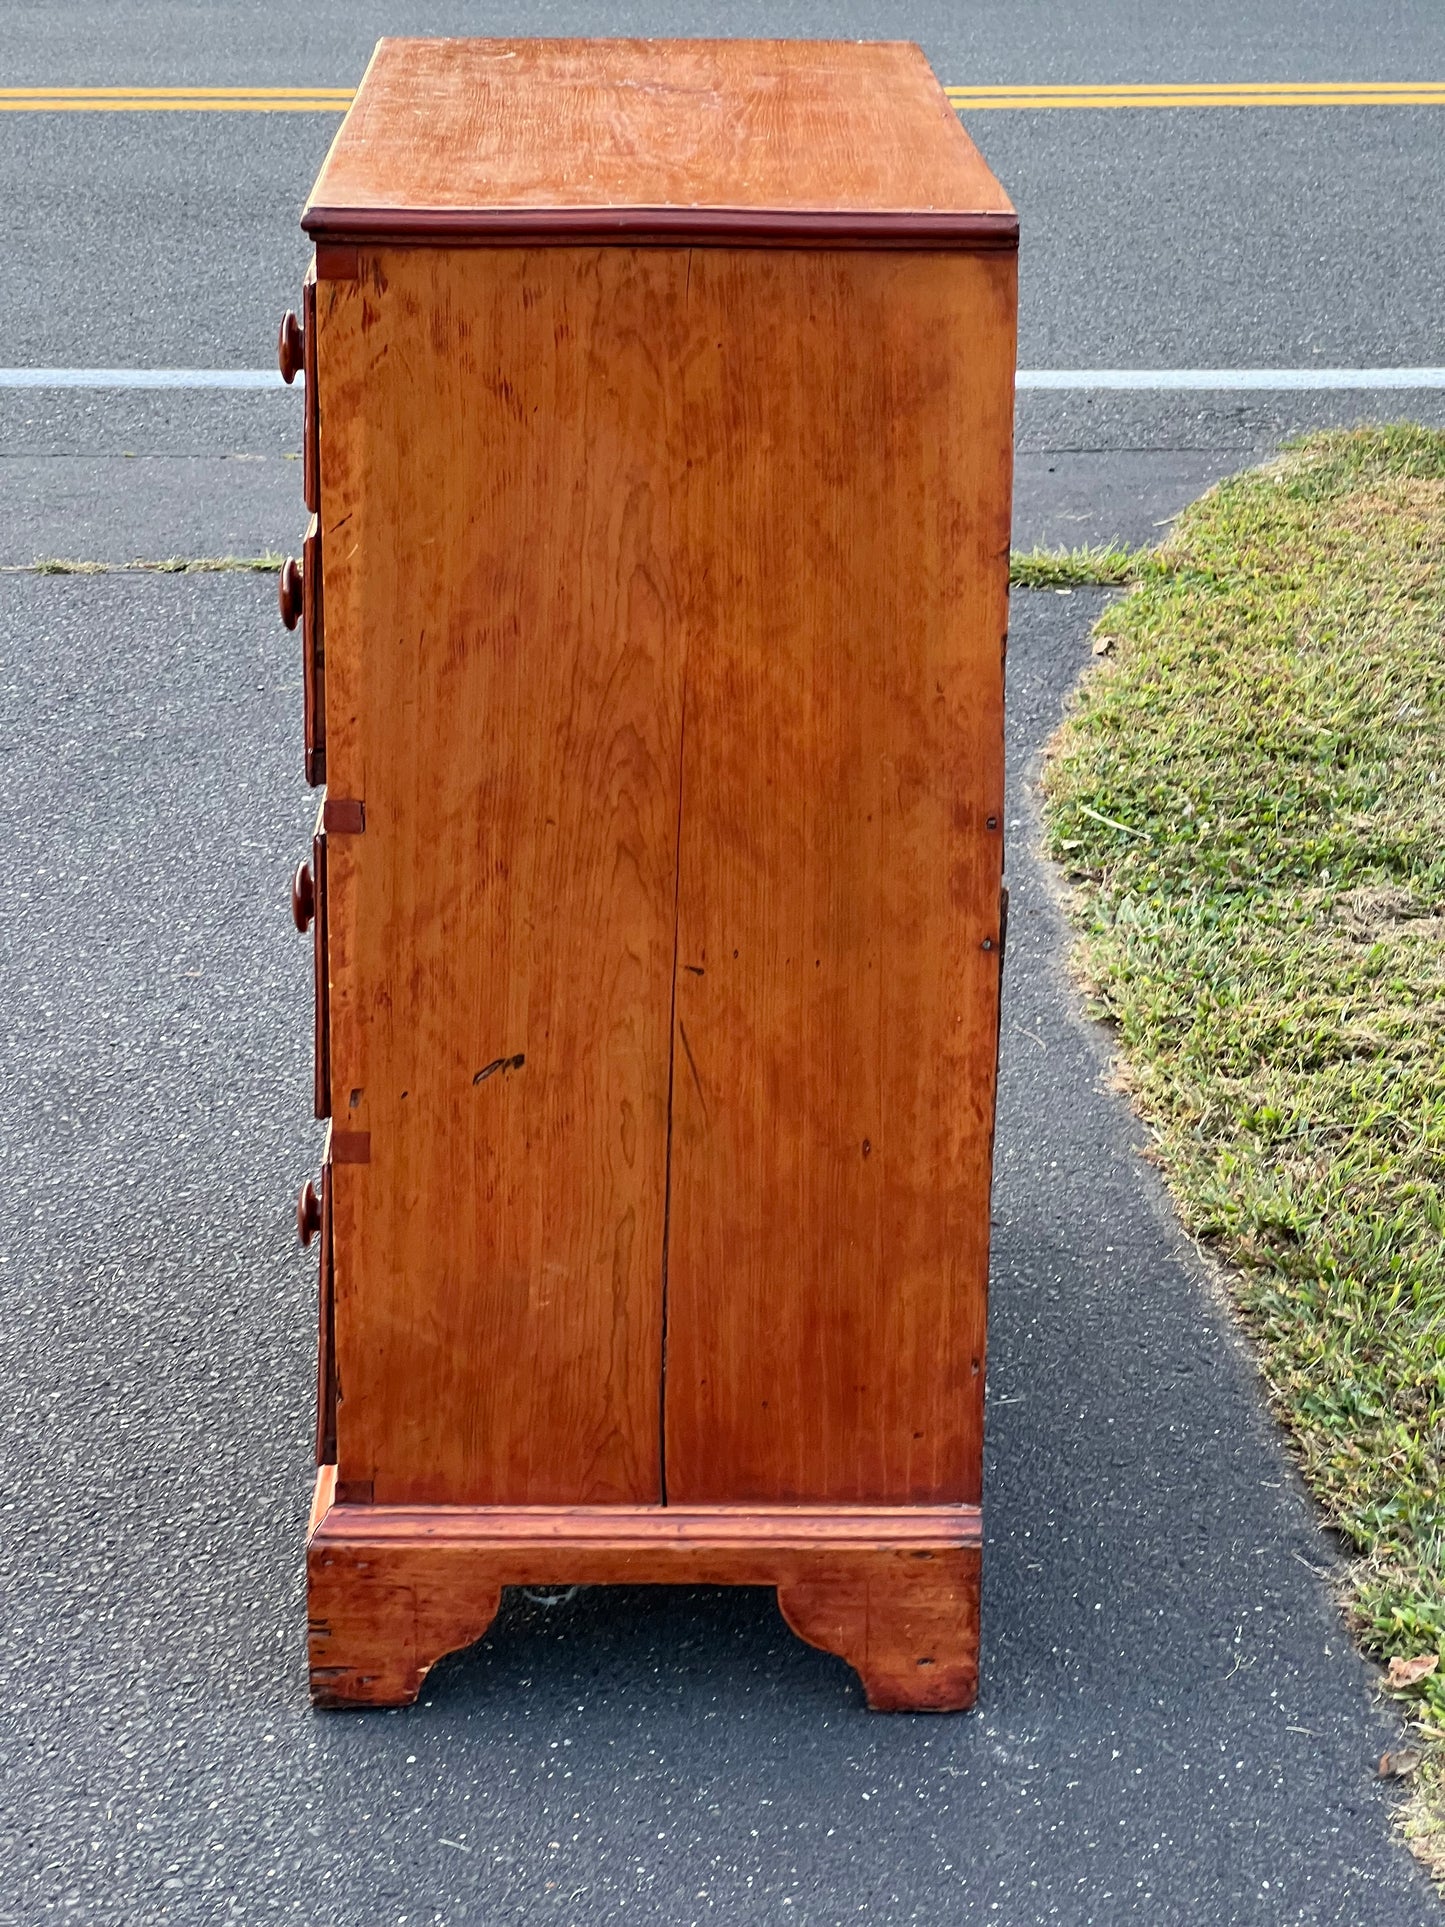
[658,679,688,1507]
[657,244,696,1509]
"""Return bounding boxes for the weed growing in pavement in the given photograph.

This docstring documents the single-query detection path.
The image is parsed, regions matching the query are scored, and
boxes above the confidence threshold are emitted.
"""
[5,554,285,575]
[1041,425,1445,1877]
[11,549,1141,586]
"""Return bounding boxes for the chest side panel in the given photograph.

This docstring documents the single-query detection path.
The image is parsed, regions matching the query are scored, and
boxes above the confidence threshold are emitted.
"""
[316,245,687,1505]
[665,246,1016,1505]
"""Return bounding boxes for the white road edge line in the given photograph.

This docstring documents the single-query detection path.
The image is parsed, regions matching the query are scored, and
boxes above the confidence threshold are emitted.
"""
[1018,368,1445,390]
[0,367,1444,392]
[0,369,286,389]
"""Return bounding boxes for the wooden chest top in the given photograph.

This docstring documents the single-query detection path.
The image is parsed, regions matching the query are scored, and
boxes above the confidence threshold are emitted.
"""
[301,38,1016,248]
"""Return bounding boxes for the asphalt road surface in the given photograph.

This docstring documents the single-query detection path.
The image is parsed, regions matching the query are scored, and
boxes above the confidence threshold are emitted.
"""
[2,6,1443,1924]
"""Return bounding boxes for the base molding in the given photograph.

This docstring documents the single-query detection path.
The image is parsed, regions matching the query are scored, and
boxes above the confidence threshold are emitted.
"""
[306,1467,982,1712]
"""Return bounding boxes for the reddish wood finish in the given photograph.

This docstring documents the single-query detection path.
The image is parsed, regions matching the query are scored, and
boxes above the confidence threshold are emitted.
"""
[302,40,1015,249]
[289,798,332,1117]
[302,262,320,514]
[316,243,360,282]
[278,556,302,630]
[292,37,1015,1714]
[310,806,330,1119]
[278,262,320,516]
[277,309,304,384]
[316,1152,337,1465]
[290,859,314,933]
[306,1466,981,1710]
[320,797,363,836]
[664,246,1014,1506]
[301,515,324,786]
[297,1179,321,1246]
[316,245,686,1510]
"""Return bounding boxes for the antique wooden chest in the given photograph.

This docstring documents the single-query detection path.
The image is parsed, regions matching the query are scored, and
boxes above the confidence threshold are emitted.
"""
[282,37,1016,1711]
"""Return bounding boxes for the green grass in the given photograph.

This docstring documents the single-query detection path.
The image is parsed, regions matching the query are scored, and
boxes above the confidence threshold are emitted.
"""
[1040,425,1445,1872]
[8,546,1128,587]
[1009,543,1144,588]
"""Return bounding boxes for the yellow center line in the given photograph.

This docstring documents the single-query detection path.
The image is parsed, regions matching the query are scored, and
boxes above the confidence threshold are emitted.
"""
[0,87,356,111]
[0,103,357,112]
[0,82,1441,112]
[0,86,355,94]
[945,82,1445,107]
[945,80,1445,91]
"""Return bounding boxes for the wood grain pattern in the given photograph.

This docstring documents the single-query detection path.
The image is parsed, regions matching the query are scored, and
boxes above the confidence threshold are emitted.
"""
[309,244,1014,1510]
[303,40,1015,247]
[299,47,1018,1709]
[776,1555,980,1712]
[306,1466,981,1709]
[316,245,688,1506]
[665,246,1016,1506]
[310,1490,983,1550]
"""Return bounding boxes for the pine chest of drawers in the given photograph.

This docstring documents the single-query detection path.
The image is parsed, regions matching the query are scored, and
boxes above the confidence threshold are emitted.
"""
[283,36,1016,1711]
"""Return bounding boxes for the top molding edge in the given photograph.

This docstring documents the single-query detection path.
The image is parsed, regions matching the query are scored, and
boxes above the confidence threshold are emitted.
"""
[299,205,1020,250]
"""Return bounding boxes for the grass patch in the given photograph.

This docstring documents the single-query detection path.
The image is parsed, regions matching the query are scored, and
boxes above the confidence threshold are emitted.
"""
[1040,425,1445,1874]
[0,554,284,576]
[4,547,1130,588]
[1009,543,1144,588]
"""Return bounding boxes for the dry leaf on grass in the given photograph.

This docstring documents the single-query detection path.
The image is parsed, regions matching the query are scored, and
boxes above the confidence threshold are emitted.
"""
[1387,1653,1440,1689]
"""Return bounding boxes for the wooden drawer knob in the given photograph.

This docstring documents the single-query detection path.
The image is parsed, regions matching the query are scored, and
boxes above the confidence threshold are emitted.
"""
[278,557,303,630]
[277,310,305,384]
[291,859,315,932]
[297,1179,322,1247]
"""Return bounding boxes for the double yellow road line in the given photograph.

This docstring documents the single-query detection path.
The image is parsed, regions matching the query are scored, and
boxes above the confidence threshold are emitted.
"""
[1,81,1443,114]
[0,86,355,112]
[946,81,1445,109]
